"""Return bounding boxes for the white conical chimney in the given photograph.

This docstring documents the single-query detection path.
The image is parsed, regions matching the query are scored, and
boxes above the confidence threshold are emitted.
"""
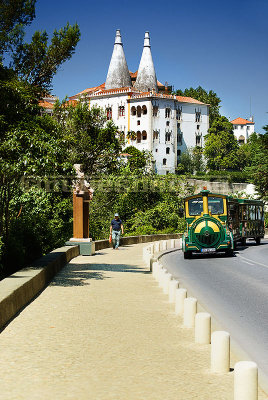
[134,32,158,93]
[105,29,132,89]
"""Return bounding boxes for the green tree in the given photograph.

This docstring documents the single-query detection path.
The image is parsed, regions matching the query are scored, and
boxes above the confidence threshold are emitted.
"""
[54,101,122,177]
[176,146,205,174]
[0,0,36,61]
[175,86,221,124]
[244,131,268,199]
[204,116,240,171]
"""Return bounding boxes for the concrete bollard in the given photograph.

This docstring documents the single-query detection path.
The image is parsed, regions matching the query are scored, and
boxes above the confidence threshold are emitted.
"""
[162,240,167,251]
[211,331,230,373]
[154,242,160,253]
[169,279,179,303]
[195,312,211,344]
[159,269,167,288]
[170,239,175,248]
[163,273,172,294]
[155,263,162,282]
[152,261,158,278]
[183,297,197,328]
[234,361,258,400]
[175,288,187,315]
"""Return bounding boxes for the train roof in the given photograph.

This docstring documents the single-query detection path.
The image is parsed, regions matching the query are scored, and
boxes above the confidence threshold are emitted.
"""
[184,190,264,205]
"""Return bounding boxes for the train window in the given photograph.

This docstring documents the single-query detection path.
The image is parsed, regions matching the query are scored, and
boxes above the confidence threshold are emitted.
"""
[250,205,256,220]
[188,197,203,216]
[208,197,224,215]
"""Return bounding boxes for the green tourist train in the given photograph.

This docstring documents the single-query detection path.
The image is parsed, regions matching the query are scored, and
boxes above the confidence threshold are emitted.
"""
[182,189,265,259]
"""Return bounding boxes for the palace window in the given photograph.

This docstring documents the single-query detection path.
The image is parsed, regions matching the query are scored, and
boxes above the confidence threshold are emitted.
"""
[153,130,159,141]
[118,106,125,117]
[196,135,201,146]
[153,105,158,116]
[177,133,182,146]
[165,132,171,142]
[197,125,200,130]
[142,105,147,115]
[163,158,167,166]
[137,106,142,117]
[166,147,170,154]
[142,130,147,140]
[137,120,140,125]
[165,108,171,118]
[137,131,141,143]
[176,107,182,120]
[195,110,201,122]
[106,107,112,120]
[131,106,136,116]
[166,121,170,126]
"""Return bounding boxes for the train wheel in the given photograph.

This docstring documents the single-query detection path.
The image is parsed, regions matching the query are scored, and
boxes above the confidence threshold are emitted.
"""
[255,237,261,245]
[184,251,192,259]
[241,237,246,246]
[226,249,234,257]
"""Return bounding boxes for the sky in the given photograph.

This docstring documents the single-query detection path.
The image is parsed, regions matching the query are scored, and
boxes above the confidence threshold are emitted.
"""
[23,0,268,133]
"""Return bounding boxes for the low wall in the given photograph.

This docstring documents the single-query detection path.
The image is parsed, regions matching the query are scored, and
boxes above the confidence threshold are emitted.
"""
[188,179,255,195]
[95,233,180,251]
[0,245,79,330]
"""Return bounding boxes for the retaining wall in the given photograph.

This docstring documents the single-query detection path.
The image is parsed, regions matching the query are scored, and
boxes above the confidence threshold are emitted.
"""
[0,245,79,330]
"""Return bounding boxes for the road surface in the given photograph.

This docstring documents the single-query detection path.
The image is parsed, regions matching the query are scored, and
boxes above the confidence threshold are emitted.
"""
[162,239,268,387]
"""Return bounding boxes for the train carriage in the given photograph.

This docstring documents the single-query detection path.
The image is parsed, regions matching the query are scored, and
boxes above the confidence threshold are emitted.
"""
[182,189,265,259]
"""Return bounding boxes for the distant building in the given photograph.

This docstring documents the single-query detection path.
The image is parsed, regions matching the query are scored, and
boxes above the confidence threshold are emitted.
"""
[69,30,209,175]
[39,95,58,116]
[230,117,255,144]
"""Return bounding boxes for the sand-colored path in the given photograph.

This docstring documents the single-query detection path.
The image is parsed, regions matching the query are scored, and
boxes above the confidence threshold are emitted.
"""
[0,243,267,399]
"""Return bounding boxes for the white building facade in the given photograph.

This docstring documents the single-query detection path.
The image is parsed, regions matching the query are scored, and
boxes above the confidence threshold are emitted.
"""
[70,30,210,175]
[231,117,255,144]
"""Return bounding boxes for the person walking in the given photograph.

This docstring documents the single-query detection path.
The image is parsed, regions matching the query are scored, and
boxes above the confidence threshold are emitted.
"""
[110,213,124,250]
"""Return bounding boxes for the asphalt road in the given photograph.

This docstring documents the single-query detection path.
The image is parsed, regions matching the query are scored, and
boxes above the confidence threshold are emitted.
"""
[161,239,268,385]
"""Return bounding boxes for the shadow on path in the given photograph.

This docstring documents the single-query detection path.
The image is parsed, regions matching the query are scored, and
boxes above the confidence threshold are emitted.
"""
[50,262,149,287]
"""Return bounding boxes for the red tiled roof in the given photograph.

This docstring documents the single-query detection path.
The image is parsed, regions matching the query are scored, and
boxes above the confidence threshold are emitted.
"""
[176,96,207,105]
[230,117,254,125]
[69,83,105,99]
[39,101,54,109]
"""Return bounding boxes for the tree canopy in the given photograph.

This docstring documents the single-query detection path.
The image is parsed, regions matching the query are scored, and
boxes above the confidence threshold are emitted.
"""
[204,116,240,171]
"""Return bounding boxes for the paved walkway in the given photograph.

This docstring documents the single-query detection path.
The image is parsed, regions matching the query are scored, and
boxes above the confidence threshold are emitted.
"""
[0,243,267,400]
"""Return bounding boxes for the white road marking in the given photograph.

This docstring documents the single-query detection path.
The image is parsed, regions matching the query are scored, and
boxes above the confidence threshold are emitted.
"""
[237,254,268,268]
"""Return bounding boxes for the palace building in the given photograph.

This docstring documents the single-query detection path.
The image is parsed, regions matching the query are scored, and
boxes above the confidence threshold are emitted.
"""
[69,30,210,175]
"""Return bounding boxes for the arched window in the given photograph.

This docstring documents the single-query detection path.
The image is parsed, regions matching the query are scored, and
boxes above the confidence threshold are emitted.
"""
[131,106,136,116]
[137,131,141,143]
[163,158,167,166]
[142,130,147,140]
[142,105,147,115]
[238,135,245,144]
[137,106,142,117]
[166,147,170,154]
[106,107,112,120]
[153,131,159,140]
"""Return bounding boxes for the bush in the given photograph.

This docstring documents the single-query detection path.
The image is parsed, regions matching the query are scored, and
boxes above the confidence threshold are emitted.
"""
[1,188,72,278]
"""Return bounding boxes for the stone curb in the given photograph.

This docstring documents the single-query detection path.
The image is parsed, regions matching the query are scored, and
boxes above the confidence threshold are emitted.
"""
[0,245,79,330]
[150,242,267,398]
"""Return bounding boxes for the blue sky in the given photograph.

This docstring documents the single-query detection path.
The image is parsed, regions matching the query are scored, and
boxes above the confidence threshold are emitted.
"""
[24,0,267,133]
